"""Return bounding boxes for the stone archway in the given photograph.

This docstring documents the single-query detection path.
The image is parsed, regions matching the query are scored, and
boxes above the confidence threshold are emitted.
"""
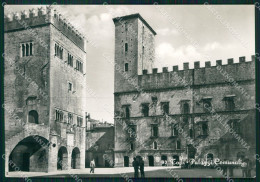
[71,147,80,169]
[8,135,49,172]
[57,146,68,170]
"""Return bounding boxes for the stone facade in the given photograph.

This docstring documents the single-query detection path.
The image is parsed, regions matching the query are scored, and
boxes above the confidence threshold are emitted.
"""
[85,119,114,168]
[113,14,256,167]
[4,7,86,173]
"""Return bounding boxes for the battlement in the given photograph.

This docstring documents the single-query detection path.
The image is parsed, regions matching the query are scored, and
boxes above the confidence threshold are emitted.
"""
[142,56,254,74]
[139,56,255,90]
[4,6,85,50]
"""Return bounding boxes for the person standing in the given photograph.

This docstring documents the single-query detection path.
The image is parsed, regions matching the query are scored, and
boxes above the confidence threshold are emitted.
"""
[241,158,248,177]
[247,158,252,177]
[90,159,95,173]
[139,157,145,178]
[132,157,139,178]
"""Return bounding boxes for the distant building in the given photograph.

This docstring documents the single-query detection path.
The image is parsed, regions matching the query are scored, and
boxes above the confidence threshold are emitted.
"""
[85,118,114,167]
[4,7,87,173]
[113,14,255,167]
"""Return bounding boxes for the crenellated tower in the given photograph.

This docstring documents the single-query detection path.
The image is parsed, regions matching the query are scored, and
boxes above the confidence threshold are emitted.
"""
[113,13,156,93]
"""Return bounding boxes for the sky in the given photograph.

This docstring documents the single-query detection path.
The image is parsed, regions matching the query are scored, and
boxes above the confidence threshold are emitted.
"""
[5,5,255,123]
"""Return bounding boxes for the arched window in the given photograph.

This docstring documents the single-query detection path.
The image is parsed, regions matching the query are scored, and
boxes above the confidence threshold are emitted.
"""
[26,43,29,56]
[153,141,157,149]
[125,63,128,72]
[28,110,38,124]
[29,43,33,55]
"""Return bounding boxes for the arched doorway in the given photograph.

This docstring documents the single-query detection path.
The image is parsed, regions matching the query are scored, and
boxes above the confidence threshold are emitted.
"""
[28,110,39,124]
[57,146,68,170]
[124,156,129,167]
[71,147,80,169]
[172,155,180,166]
[207,153,214,162]
[148,156,154,166]
[9,135,49,172]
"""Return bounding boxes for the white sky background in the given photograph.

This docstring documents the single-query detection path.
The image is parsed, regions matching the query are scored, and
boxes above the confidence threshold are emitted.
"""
[5,5,255,123]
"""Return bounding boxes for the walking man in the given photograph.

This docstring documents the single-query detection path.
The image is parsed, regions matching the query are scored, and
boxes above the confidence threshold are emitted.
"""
[139,157,145,178]
[90,159,95,173]
[132,157,139,178]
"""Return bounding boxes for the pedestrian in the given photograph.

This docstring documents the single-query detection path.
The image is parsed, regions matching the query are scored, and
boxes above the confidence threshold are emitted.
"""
[90,159,95,173]
[132,157,139,178]
[241,158,248,177]
[222,159,227,176]
[228,160,234,177]
[139,157,145,178]
[247,158,252,177]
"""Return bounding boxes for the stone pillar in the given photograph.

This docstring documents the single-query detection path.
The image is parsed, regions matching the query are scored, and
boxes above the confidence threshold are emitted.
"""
[48,135,58,172]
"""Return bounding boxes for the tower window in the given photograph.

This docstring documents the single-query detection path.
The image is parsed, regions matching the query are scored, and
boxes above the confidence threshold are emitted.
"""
[21,42,33,57]
[130,142,134,150]
[125,63,129,72]
[76,60,83,73]
[172,124,178,136]
[189,129,193,138]
[55,109,63,122]
[151,124,158,137]
[142,104,149,117]
[161,102,169,115]
[68,53,73,67]
[28,110,39,124]
[228,119,240,134]
[176,140,181,150]
[125,43,128,52]
[55,43,63,59]
[153,141,157,149]
[68,113,73,124]
[224,96,235,111]
[183,102,190,114]
[68,82,73,92]
[125,106,130,118]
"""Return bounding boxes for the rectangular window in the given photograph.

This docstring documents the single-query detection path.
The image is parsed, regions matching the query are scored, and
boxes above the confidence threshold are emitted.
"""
[151,125,158,137]
[161,102,169,115]
[68,53,73,67]
[228,119,240,134]
[225,97,235,111]
[68,113,73,124]
[68,82,73,92]
[125,106,130,118]
[125,43,128,52]
[76,60,83,73]
[172,124,178,136]
[55,43,63,59]
[142,103,149,117]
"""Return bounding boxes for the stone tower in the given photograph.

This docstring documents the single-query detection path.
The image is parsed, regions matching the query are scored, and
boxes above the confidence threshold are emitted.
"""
[113,13,156,93]
[4,7,86,173]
